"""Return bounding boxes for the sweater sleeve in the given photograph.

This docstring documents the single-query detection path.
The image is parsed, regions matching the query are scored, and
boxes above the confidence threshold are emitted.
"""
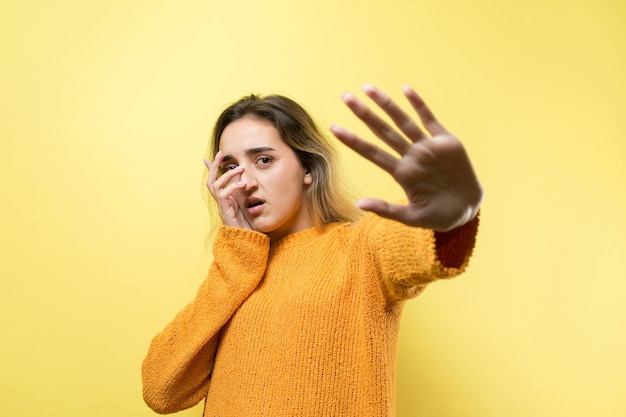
[141,226,270,414]
[358,212,479,303]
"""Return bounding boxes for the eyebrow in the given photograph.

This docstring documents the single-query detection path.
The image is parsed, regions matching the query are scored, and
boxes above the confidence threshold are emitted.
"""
[221,147,276,164]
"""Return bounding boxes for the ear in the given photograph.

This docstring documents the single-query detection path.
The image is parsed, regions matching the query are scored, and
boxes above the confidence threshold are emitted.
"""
[304,170,312,185]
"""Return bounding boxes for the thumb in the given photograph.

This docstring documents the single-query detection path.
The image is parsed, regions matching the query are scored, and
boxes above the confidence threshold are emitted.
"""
[356,198,407,222]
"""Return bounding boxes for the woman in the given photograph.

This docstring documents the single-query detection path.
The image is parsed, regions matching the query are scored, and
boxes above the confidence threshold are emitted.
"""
[142,84,483,416]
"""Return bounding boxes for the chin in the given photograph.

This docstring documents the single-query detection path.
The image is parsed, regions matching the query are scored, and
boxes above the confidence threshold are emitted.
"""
[249,221,276,235]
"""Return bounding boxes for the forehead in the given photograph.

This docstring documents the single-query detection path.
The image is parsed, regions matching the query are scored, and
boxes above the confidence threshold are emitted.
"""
[219,118,286,153]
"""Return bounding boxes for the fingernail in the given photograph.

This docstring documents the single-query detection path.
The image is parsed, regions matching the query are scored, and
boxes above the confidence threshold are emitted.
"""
[330,125,344,134]
[362,84,375,93]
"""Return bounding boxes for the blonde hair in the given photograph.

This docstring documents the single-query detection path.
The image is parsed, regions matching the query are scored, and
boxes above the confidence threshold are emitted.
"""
[203,93,361,232]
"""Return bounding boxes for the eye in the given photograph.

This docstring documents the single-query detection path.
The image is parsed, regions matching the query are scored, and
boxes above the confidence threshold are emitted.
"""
[256,156,273,166]
[220,164,239,173]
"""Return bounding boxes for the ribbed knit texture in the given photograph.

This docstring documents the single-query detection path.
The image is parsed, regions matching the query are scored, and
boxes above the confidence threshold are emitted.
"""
[142,213,478,416]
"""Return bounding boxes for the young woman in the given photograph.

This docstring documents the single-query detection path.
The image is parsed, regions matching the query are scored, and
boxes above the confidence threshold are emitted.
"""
[142,84,483,417]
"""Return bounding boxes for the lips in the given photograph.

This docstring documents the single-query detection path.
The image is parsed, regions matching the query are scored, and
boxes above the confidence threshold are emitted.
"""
[246,197,264,208]
[245,197,265,216]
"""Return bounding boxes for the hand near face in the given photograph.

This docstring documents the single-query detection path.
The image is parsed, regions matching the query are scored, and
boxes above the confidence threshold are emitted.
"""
[204,153,254,230]
[331,85,483,232]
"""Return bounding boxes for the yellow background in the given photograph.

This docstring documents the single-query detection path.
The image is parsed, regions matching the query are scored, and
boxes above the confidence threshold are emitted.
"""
[1,0,624,416]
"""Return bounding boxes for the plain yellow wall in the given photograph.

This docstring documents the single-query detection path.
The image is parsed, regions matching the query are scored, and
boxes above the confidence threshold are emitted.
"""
[1,0,624,416]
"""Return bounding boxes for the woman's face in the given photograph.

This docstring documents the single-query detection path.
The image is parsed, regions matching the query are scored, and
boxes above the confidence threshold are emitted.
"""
[218,117,313,241]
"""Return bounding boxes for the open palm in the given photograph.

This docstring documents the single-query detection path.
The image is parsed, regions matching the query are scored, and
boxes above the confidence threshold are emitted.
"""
[331,85,483,231]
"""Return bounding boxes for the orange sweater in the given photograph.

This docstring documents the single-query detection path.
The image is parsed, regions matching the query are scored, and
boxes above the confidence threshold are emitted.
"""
[142,213,478,416]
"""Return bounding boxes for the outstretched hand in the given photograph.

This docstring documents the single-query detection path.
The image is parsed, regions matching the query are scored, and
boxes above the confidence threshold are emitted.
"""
[330,85,483,232]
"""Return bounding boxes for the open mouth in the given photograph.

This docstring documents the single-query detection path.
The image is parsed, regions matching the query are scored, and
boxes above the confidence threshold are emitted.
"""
[246,198,265,209]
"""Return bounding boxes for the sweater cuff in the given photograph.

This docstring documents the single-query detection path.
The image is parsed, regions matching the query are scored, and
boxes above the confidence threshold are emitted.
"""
[213,226,270,274]
[434,212,480,269]
[214,225,269,247]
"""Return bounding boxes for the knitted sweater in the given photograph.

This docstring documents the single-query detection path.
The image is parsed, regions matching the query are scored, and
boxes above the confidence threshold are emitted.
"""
[142,213,479,416]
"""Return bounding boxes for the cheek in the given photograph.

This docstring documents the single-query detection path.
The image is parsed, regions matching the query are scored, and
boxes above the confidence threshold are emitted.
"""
[282,172,306,193]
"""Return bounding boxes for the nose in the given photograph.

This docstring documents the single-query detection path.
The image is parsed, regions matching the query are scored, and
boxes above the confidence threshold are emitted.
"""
[239,168,258,192]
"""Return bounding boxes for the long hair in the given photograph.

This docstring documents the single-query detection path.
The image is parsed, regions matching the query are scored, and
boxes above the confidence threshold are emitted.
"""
[203,93,361,231]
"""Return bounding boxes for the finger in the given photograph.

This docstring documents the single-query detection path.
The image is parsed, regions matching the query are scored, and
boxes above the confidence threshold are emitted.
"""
[205,151,223,188]
[342,92,410,155]
[218,179,246,197]
[402,85,447,136]
[231,197,253,230]
[362,84,428,143]
[207,167,244,199]
[216,182,246,221]
[330,125,397,174]
[204,158,219,192]
[355,198,411,223]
